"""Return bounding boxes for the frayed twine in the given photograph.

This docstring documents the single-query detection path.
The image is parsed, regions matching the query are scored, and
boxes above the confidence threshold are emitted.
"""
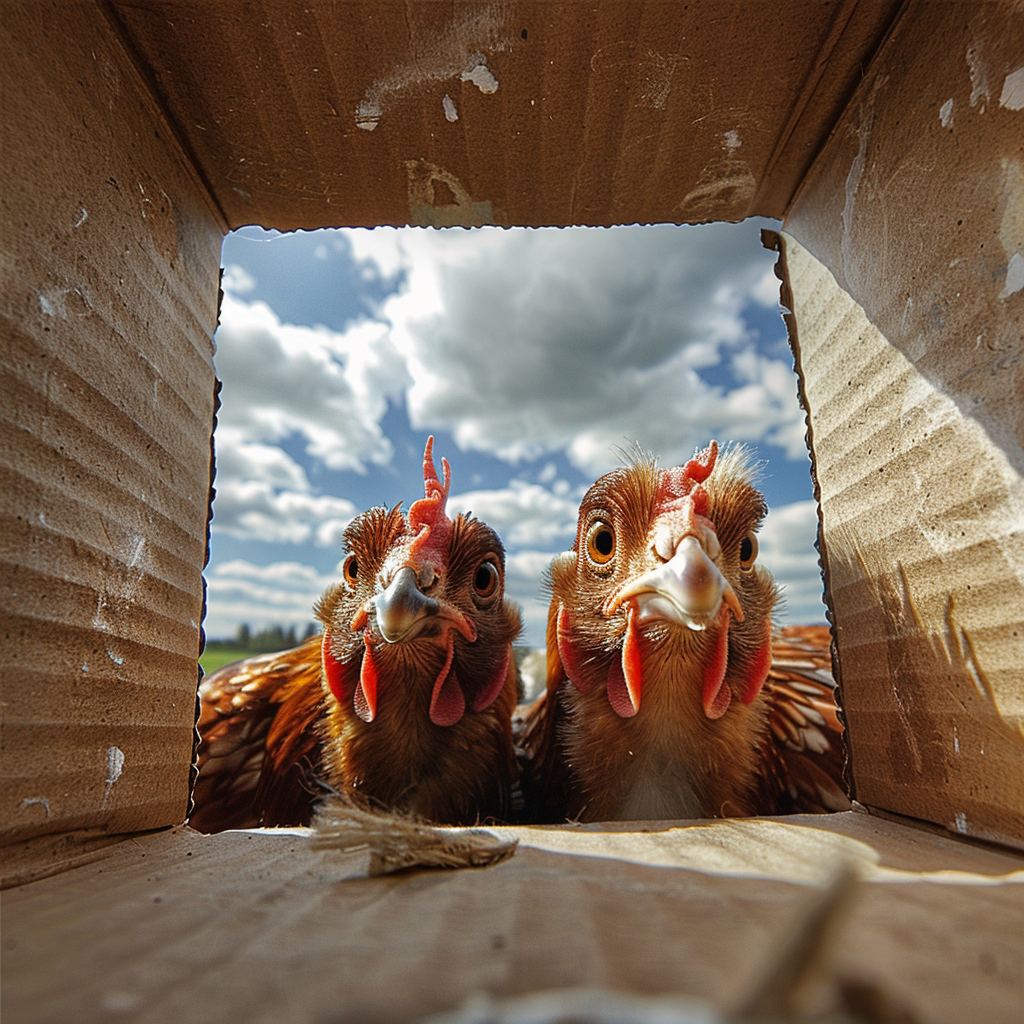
[310,796,517,876]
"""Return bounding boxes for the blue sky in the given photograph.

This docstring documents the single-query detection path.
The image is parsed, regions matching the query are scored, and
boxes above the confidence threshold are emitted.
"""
[205,222,827,647]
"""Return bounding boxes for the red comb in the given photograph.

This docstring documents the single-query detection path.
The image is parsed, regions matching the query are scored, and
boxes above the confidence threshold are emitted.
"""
[406,436,453,566]
[656,441,718,515]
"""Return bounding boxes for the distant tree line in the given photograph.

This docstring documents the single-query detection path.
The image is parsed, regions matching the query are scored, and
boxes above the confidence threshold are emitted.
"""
[206,622,321,652]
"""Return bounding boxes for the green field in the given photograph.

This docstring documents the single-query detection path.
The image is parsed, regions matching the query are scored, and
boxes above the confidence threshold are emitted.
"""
[199,645,253,677]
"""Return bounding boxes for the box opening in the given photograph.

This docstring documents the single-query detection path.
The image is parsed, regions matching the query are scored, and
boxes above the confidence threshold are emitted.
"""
[193,219,852,831]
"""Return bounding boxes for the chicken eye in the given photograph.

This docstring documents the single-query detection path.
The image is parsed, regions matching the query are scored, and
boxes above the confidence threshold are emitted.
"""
[739,532,758,570]
[473,559,500,598]
[585,521,616,566]
[342,554,359,587]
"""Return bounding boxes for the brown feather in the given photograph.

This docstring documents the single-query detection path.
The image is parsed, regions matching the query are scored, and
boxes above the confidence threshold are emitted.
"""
[190,636,324,832]
[516,446,848,822]
[753,625,851,814]
[191,441,523,832]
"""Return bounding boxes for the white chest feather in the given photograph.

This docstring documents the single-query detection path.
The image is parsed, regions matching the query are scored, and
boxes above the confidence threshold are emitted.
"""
[615,757,703,821]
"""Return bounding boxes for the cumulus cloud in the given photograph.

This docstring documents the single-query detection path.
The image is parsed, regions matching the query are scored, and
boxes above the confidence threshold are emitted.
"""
[203,559,340,637]
[504,549,558,651]
[211,477,356,545]
[758,499,827,625]
[448,481,579,548]
[209,435,357,545]
[344,222,799,474]
[222,263,256,295]
[215,292,407,473]
[211,292,414,545]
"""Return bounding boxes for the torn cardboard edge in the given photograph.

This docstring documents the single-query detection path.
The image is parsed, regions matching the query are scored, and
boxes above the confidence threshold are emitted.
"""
[770,227,1024,851]
[761,228,854,805]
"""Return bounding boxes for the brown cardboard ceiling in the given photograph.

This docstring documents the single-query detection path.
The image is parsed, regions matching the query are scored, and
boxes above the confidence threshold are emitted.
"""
[104,0,901,230]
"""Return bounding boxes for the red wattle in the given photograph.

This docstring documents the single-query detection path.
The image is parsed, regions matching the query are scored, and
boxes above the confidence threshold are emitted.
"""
[556,604,595,694]
[607,612,642,718]
[429,632,465,726]
[702,619,732,720]
[470,646,511,712]
[322,630,355,704]
[623,609,643,712]
[354,631,378,723]
[740,625,772,704]
[606,657,637,718]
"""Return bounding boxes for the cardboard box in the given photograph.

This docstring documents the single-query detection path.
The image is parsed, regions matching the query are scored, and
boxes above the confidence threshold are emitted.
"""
[2,2,1022,1022]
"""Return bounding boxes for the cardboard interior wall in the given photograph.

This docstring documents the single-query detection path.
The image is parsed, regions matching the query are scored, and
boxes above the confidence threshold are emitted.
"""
[1,4,223,863]
[782,0,1024,847]
[1,0,1022,877]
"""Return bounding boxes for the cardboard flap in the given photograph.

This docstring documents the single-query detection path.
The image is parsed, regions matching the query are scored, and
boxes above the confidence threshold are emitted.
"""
[106,0,900,230]
[779,234,1024,848]
[0,3,221,850]
[780,0,1024,847]
[4,814,1023,1023]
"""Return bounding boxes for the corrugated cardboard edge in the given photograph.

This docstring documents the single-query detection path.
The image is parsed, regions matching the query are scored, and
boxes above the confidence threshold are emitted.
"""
[0,827,169,890]
[0,2,222,863]
[760,228,855,805]
[99,0,230,233]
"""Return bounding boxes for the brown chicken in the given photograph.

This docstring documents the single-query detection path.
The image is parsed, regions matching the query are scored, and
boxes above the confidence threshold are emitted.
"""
[190,438,522,832]
[516,442,849,823]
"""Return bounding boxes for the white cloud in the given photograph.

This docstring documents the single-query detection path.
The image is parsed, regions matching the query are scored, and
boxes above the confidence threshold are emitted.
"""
[345,226,408,280]
[757,499,828,625]
[504,549,558,651]
[211,292,411,546]
[214,293,407,473]
[203,559,339,637]
[215,439,310,492]
[448,481,579,548]
[751,265,782,308]
[211,477,357,545]
[209,430,357,546]
[342,222,801,474]
[222,263,256,295]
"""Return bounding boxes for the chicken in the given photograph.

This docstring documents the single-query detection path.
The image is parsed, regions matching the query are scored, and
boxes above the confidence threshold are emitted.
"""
[516,442,849,823]
[189,438,522,832]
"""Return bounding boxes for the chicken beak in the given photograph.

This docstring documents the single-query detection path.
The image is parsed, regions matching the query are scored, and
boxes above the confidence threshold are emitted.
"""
[607,534,743,631]
[372,566,440,642]
[367,565,477,644]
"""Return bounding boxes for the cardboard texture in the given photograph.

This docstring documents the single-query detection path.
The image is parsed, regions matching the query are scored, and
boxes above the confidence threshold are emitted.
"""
[0,3,222,849]
[3,813,1023,1024]
[104,0,900,230]
[779,0,1024,848]
[779,235,1024,849]
[2,1,1024,1020]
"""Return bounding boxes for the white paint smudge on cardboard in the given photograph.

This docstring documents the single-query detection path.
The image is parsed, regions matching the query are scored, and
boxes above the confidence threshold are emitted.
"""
[21,796,51,818]
[101,745,126,809]
[939,98,953,127]
[460,62,498,93]
[355,8,509,130]
[999,65,1024,110]
[997,158,1024,299]
[1000,252,1024,299]
[966,41,990,110]
[443,93,458,122]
